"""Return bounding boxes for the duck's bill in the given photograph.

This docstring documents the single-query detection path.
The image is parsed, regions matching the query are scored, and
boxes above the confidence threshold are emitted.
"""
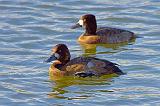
[71,23,82,29]
[44,54,57,63]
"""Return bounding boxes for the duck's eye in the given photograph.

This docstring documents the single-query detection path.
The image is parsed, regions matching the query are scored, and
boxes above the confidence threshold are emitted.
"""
[58,50,62,53]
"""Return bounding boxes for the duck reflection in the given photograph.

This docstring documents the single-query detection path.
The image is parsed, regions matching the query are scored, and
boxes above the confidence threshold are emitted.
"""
[79,38,136,56]
[48,74,117,99]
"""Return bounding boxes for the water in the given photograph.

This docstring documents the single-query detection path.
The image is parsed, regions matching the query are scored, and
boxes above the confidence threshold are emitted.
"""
[0,0,160,105]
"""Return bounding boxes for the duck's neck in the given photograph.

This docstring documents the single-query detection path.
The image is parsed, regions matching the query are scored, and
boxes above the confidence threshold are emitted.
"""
[57,51,71,66]
[61,53,70,65]
[84,29,96,35]
[84,20,97,35]
[54,64,63,70]
[52,60,66,70]
[51,60,62,69]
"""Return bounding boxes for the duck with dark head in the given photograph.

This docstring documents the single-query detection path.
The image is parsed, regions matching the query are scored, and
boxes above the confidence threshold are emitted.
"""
[72,14,136,44]
[45,44,124,78]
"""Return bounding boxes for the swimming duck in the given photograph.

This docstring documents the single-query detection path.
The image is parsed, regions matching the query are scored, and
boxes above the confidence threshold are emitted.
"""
[45,44,124,77]
[71,14,136,44]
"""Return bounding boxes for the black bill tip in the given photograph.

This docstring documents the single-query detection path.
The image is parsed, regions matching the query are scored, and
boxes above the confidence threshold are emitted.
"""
[71,23,82,29]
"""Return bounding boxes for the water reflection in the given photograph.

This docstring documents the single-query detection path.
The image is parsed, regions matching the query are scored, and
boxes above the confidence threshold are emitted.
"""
[48,74,117,100]
[79,38,136,56]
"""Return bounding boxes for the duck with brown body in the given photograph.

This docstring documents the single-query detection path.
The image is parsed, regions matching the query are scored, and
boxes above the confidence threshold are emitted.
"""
[45,44,124,78]
[71,14,136,44]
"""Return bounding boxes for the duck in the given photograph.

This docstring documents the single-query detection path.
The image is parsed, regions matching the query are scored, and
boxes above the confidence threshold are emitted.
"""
[71,14,136,44]
[45,44,124,77]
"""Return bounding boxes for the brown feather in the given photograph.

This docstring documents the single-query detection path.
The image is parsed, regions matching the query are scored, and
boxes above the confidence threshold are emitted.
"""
[48,44,123,77]
[75,14,136,44]
[58,57,123,76]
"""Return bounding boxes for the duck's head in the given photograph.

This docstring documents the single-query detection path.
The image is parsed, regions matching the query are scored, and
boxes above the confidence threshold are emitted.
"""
[45,44,71,65]
[71,14,97,35]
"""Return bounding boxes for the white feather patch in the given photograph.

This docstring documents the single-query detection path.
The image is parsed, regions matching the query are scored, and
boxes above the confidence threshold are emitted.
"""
[54,53,60,59]
[78,19,83,26]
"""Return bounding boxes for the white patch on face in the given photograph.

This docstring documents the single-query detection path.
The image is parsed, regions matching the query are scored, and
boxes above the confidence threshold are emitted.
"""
[78,19,83,26]
[54,53,60,59]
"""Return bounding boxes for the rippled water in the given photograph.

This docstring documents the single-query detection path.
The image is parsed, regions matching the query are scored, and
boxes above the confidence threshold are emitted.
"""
[0,0,160,105]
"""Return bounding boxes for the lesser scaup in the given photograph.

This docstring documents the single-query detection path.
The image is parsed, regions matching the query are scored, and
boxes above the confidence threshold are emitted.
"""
[45,44,124,77]
[72,14,136,44]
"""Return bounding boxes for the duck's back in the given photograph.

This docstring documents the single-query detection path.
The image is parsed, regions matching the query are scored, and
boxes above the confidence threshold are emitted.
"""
[61,57,123,77]
[96,27,135,43]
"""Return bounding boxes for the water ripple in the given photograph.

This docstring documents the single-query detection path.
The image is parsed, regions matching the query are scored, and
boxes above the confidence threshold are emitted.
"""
[0,0,160,106]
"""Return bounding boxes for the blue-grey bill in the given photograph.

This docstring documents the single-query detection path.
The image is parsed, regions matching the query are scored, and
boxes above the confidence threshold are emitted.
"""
[71,23,82,29]
[44,54,57,63]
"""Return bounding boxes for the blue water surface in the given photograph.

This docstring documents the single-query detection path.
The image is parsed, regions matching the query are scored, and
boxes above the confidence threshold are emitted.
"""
[0,0,160,106]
